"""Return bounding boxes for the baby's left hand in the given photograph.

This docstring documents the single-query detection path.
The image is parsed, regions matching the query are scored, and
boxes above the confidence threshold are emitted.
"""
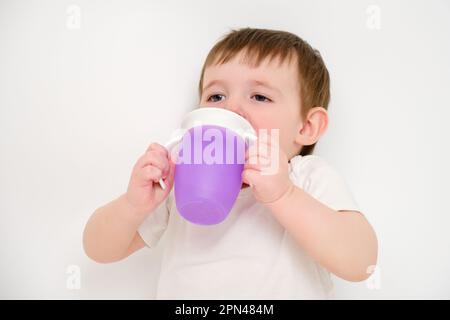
[242,133,294,204]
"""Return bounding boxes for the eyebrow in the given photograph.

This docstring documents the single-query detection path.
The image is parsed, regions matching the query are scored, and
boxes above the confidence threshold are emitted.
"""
[202,79,282,95]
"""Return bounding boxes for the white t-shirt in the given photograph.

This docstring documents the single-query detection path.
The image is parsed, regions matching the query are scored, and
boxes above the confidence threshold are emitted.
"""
[138,154,361,299]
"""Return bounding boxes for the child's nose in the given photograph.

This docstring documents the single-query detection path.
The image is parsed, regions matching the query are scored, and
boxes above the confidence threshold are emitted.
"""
[227,103,246,119]
[224,104,256,133]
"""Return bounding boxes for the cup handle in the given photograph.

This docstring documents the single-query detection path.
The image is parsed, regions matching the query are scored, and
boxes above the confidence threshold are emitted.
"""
[158,133,183,190]
[164,135,183,152]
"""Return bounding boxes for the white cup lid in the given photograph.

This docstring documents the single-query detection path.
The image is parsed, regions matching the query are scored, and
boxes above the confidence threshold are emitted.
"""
[164,107,257,151]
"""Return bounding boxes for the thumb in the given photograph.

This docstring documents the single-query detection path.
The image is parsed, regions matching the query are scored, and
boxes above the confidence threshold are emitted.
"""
[163,158,176,189]
[242,168,259,188]
[154,159,176,201]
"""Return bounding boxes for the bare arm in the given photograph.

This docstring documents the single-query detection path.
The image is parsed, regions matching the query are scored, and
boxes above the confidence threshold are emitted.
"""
[83,194,147,263]
[83,143,175,264]
[266,185,378,282]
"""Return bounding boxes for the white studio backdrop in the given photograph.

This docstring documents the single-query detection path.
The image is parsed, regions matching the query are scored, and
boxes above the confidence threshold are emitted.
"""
[0,0,449,299]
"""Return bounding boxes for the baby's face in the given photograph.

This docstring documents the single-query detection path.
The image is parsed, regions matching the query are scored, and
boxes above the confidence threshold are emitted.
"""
[199,51,304,160]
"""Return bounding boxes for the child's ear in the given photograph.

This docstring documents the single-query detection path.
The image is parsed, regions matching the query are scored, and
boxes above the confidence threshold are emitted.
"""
[294,106,329,147]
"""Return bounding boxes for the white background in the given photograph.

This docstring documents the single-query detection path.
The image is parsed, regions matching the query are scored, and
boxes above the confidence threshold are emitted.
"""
[1,0,449,299]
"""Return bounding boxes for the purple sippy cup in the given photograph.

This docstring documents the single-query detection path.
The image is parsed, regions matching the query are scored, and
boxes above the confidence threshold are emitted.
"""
[159,107,257,225]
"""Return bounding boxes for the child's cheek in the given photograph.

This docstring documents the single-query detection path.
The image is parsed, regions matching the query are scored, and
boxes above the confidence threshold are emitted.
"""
[255,122,282,135]
[247,116,274,133]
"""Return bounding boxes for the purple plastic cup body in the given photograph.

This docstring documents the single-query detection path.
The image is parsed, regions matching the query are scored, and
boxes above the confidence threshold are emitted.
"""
[174,125,248,225]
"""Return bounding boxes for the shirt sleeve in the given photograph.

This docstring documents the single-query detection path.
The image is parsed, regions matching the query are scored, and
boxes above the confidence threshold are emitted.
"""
[137,191,173,248]
[289,155,362,213]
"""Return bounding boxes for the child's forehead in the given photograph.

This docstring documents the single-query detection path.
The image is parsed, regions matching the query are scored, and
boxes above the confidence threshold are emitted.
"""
[209,50,296,72]
[203,52,299,90]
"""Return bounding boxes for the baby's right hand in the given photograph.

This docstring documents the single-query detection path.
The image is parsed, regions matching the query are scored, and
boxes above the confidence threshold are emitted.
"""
[125,143,175,217]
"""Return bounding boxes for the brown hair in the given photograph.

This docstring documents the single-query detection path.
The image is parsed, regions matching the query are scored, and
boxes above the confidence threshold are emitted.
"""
[197,27,330,156]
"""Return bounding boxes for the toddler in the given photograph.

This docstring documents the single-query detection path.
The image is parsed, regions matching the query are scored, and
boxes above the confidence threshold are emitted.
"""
[83,27,378,299]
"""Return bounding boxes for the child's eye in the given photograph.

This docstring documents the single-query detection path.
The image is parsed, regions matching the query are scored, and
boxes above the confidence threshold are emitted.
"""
[206,94,272,103]
[252,94,272,103]
[206,94,225,102]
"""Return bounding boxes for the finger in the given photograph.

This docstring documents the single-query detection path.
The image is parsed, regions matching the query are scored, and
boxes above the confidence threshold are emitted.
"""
[256,133,283,157]
[161,158,176,189]
[242,168,261,188]
[241,168,251,186]
[255,131,275,147]
[146,142,169,158]
[245,155,262,171]
[246,143,276,160]
[136,152,169,175]
[246,154,276,171]
[141,166,163,184]
[245,149,272,163]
